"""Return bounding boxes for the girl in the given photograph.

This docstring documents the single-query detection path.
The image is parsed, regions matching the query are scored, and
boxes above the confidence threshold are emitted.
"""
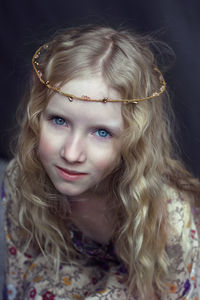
[2,25,200,300]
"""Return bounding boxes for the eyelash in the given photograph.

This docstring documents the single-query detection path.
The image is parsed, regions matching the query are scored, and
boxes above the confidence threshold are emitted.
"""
[93,129,112,139]
[48,115,67,127]
[47,115,113,138]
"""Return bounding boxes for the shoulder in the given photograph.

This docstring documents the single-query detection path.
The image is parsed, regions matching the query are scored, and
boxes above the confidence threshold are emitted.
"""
[3,159,31,252]
[164,185,200,298]
[165,186,192,240]
[3,158,19,202]
[3,159,20,232]
[164,185,198,257]
[2,160,37,299]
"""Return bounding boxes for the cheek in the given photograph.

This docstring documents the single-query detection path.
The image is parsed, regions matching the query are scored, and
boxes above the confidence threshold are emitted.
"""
[92,146,121,172]
[38,133,56,162]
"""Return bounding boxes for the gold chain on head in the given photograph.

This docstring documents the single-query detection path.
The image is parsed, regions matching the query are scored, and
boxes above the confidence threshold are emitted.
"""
[32,43,167,104]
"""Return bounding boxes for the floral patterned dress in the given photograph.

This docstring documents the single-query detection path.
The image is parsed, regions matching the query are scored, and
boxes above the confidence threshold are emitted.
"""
[2,161,200,300]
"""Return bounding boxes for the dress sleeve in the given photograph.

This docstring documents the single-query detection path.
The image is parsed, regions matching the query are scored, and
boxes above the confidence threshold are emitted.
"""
[165,187,200,300]
[2,161,34,300]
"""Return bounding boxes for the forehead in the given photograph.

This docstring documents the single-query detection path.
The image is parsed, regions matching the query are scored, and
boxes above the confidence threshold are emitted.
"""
[46,94,123,125]
[45,77,123,125]
[60,76,120,100]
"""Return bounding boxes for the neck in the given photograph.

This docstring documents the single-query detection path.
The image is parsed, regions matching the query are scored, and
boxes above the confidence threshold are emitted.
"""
[68,191,114,244]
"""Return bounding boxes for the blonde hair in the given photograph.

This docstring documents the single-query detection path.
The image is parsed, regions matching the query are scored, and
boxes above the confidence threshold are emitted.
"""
[14,25,199,299]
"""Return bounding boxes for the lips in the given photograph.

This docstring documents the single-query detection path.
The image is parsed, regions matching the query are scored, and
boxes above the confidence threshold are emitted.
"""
[56,166,88,181]
[57,166,87,175]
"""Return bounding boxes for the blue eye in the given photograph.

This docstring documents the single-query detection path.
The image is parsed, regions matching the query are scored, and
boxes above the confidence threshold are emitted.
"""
[95,129,110,138]
[52,117,66,126]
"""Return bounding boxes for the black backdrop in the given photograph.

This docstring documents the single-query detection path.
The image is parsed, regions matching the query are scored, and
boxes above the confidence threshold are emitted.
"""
[0,0,200,176]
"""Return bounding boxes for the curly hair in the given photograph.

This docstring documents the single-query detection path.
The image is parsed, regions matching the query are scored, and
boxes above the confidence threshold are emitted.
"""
[14,25,199,299]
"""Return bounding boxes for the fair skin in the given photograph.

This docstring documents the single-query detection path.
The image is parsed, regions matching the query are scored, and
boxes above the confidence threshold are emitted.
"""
[39,76,124,243]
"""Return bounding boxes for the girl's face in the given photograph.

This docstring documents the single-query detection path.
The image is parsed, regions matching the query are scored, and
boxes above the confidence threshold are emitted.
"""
[38,77,124,198]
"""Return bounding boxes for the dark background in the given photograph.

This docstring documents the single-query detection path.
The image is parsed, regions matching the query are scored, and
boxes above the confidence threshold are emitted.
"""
[0,0,200,176]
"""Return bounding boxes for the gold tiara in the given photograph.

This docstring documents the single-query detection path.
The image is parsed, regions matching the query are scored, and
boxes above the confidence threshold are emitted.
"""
[32,43,166,104]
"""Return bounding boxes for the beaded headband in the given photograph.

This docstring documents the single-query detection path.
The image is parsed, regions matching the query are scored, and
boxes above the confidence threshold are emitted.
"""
[32,43,166,104]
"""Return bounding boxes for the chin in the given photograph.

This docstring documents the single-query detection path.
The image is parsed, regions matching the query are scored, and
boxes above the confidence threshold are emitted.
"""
[54,183,87,197]
[51,175,104,197]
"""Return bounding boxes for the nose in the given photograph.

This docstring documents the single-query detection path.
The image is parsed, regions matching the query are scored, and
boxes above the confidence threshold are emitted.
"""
[60,133,86,163]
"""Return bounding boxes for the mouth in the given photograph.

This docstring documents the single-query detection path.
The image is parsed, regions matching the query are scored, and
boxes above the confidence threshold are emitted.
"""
[57,166,87,175]
[56,166,88,181]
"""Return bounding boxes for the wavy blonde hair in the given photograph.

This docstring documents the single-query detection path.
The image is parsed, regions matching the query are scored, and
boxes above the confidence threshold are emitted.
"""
[14,26,199,299]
